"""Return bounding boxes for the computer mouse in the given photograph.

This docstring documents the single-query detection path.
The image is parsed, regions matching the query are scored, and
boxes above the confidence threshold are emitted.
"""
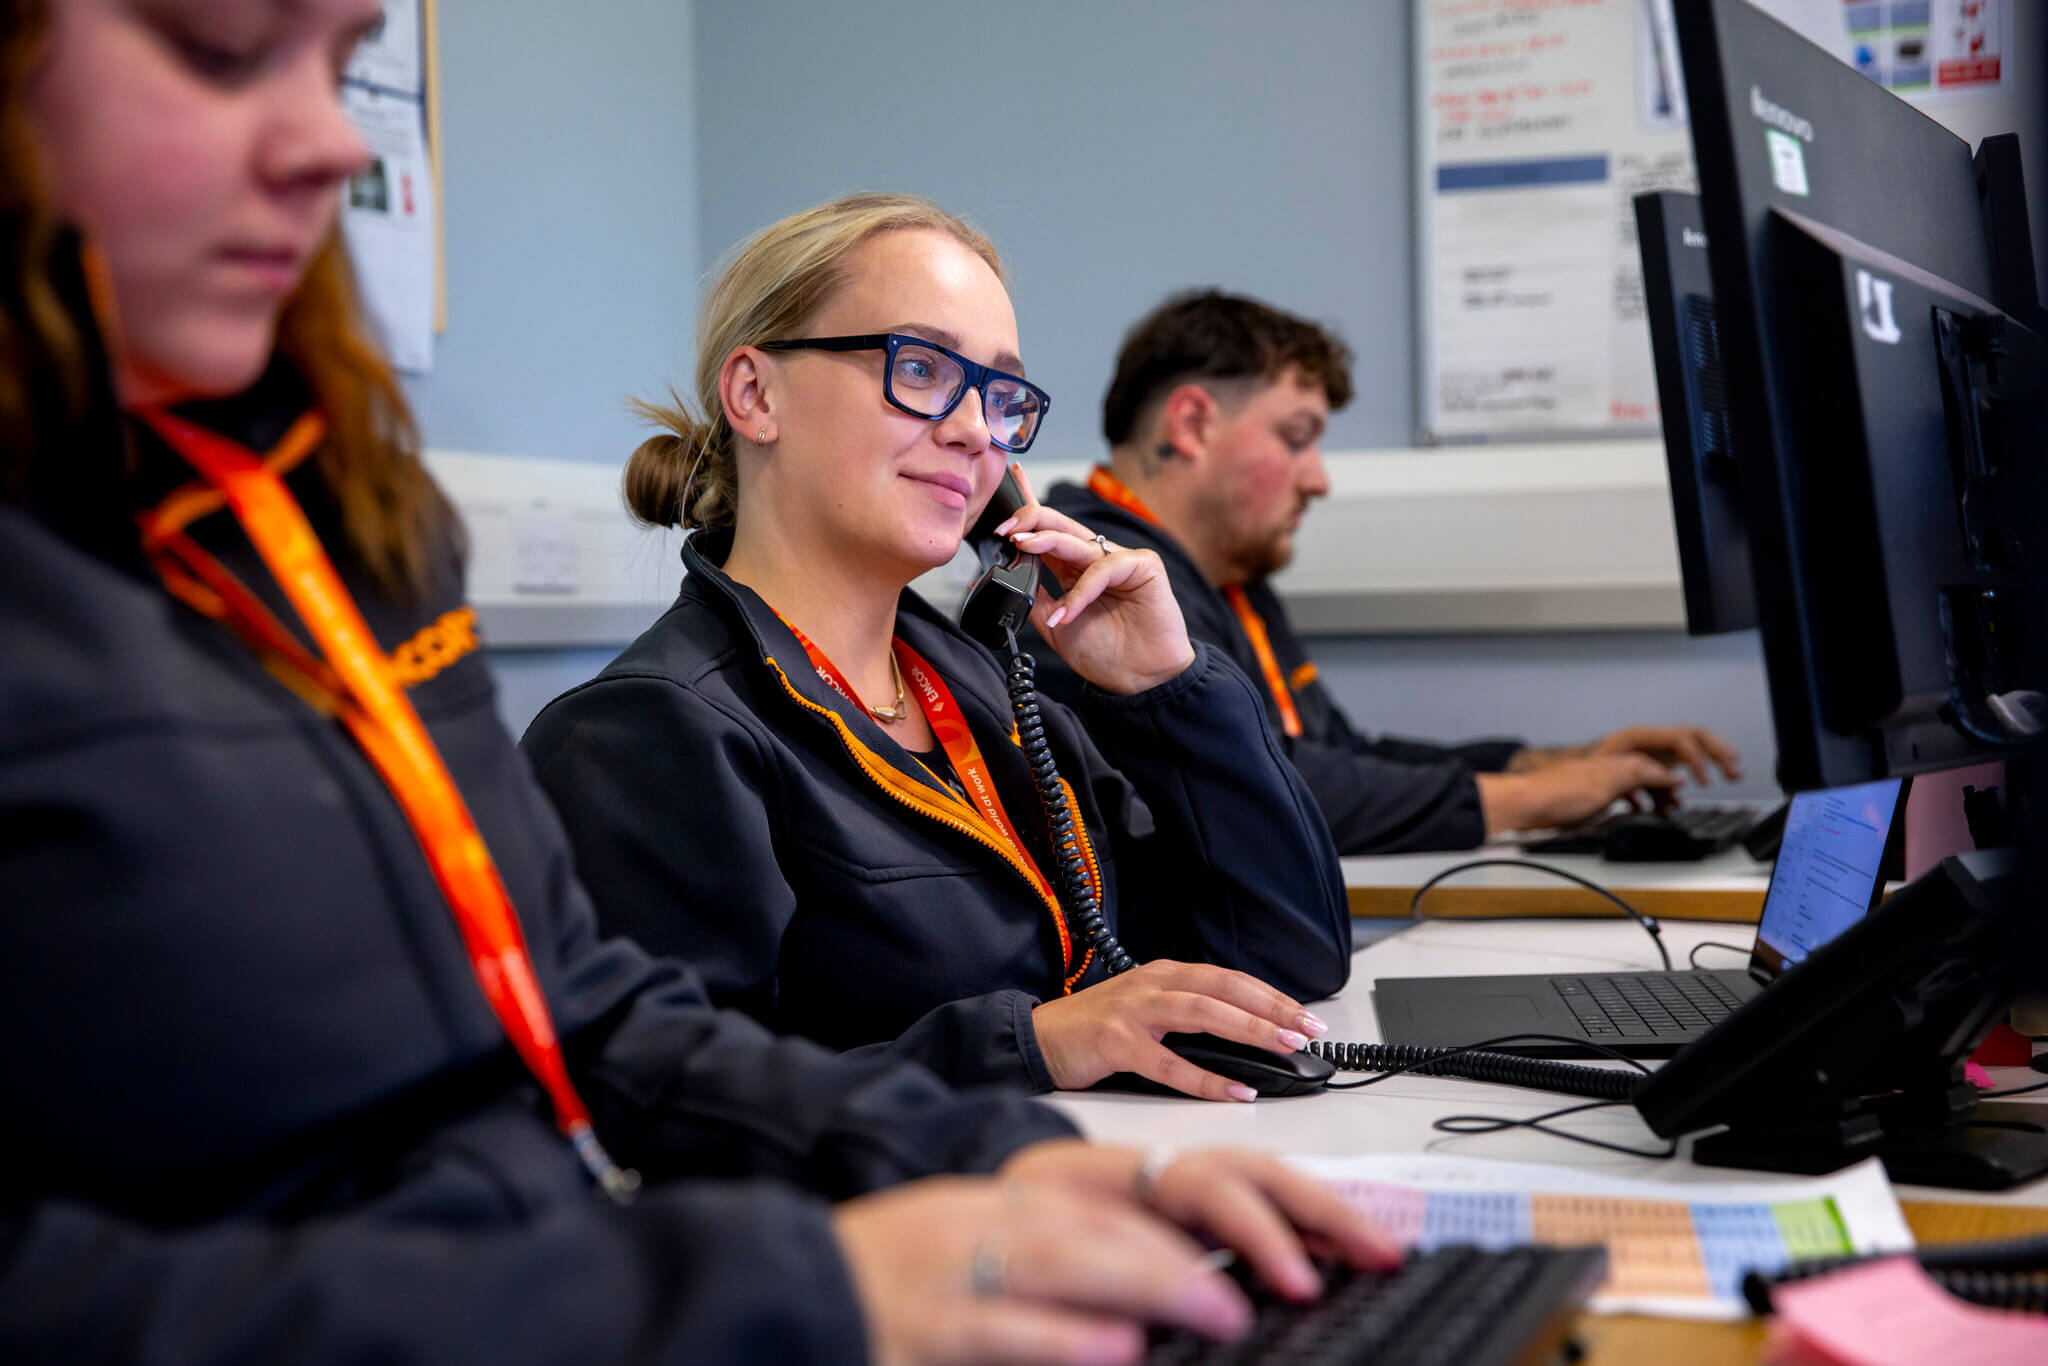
[1158,1032,1335,1097]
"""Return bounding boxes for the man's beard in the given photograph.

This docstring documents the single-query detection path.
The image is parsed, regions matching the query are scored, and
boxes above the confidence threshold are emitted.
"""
[1225,524,1297,583]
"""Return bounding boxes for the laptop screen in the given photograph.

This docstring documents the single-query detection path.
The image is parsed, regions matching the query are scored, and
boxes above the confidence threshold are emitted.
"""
[1750,778,1905,976]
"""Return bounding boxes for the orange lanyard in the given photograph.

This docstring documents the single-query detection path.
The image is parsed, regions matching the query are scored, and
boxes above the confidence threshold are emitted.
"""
[781,618,1075,974]
[1087,466,1303,738]
[134,408,638,1204]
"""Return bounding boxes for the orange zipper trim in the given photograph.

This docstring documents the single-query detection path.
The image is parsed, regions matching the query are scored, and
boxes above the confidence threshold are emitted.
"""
[764,656,1079,984]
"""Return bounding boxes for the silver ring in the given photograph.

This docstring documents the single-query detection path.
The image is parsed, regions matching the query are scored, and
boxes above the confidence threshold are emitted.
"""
[1095,533,1111,557]
[1135,1144,1179,1206]
[969,1234,1011,1297]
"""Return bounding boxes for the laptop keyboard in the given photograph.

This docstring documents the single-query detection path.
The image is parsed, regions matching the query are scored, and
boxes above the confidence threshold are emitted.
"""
[1552,970,1746,1038]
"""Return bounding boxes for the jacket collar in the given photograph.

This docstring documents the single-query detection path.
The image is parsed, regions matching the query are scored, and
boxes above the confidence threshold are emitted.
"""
[677,528,1023,800]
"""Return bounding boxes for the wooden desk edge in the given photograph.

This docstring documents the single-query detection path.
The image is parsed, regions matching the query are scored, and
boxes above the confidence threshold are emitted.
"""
[1349,883,1766,923]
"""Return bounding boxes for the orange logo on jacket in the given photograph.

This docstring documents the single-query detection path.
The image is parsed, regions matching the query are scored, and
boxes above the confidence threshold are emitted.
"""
[388,606,479,687]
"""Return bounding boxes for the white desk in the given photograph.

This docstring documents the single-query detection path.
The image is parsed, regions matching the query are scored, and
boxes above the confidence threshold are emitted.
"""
[1342,846,1777,921]
[1048,916,2048,1208]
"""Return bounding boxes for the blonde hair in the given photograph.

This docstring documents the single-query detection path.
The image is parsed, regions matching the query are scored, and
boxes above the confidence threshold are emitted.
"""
[624,192,1003,530]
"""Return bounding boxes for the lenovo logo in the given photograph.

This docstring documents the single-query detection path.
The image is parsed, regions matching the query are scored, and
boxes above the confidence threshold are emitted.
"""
[1750,86,1814,142]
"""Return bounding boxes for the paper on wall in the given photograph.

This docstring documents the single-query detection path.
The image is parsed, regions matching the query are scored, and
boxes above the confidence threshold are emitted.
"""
[340,0,436,375]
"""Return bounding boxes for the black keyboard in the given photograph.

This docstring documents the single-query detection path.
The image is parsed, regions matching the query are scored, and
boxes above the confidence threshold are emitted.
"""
[1143,1244,1607,1366]
[1523,803,1761,861]
[1552,970,1746,1038]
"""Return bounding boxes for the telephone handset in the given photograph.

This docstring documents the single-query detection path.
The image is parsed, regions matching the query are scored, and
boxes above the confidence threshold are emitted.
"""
[959,466,1041,653]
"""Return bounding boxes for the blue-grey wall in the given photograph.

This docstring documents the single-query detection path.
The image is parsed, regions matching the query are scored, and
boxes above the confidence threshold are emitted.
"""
[693,0,1417,456]
[688,0,1783,798]
[406,0,696,464]
[406,0,697,737]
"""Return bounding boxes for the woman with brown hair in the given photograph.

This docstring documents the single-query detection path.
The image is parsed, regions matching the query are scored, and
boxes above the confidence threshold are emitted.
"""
[522,193,1354,1103]
[0,2,1392,1362]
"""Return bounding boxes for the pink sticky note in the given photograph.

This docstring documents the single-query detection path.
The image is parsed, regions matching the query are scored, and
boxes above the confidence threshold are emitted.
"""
[1965,1060,1993,1088]
[1765,1258,2048,1366]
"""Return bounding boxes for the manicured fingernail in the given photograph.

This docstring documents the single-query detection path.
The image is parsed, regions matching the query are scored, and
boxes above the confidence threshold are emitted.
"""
[1045,606,1066,628]
[1283,1257,1323,1301]
[1177,1275,1252,1337]
[1012,530,1045,544]
[1278,1029,1309,1051]
[992,516,1017,536]
[1299,1011,1329,1037]
[1080,1323,1145,1365]
[1227,1084,1258,1103]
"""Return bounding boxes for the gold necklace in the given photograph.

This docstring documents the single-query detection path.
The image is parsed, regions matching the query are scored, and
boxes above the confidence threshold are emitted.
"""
[868,649,910,723]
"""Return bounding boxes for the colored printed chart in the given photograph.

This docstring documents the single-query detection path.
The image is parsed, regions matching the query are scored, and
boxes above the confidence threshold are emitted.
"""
[1326,1181,1852,1306]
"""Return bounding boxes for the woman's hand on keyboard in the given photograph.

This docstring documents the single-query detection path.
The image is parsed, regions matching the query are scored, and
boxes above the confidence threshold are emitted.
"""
[999,1140,1403,1304]
[832,1174,1249,1366]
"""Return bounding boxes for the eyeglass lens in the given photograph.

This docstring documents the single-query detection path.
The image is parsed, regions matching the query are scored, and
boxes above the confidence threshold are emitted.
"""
[888,341,1042,449]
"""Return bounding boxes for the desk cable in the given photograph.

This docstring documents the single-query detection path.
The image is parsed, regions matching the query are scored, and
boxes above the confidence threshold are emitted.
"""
[1688,939,1752,969]
[1408,858,1671,971]
[1307,1032,1677,1160]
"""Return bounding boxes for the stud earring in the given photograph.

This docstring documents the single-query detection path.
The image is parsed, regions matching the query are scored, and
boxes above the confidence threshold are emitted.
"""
[757,426,768,443]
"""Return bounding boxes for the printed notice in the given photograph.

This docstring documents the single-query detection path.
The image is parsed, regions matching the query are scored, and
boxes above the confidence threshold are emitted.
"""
[340,0,437,375]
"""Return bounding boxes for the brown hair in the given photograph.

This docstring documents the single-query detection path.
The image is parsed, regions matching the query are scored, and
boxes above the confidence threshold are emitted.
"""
[624,192,1002,530]
[0,0,446,594]
[1100,289,1353,446]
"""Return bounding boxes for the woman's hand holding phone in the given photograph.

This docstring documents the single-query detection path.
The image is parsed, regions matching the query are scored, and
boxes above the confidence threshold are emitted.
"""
[992,464,1196,696]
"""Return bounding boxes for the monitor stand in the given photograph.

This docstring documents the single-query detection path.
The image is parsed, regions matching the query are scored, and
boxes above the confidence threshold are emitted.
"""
[1689,1078,2048,1190]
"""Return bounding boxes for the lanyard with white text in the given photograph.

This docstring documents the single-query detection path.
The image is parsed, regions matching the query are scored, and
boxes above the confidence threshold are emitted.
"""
[1086,466,1303,737]
[134,407,639,1204]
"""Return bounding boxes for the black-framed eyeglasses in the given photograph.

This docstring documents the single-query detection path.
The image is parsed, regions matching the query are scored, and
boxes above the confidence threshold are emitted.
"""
[758,332,1051,453]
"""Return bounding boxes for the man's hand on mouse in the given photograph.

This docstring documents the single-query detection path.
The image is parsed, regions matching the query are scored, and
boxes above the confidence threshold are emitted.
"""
[1030,961,1329,1101]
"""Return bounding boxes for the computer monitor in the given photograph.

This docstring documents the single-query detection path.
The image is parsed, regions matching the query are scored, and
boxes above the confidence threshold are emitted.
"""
[1635,190,1754,636]
[1672,0,2048,793]
[1627,0,2048,1187]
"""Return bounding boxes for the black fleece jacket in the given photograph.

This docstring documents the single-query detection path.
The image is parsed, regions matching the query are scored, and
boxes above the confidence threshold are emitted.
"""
[0,255,1075,1364]
[522,530,1352,1093]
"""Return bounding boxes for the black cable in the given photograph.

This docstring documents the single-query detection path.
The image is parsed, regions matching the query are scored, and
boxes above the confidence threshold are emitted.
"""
[1688,940,1751,970]
[1981,1077,2048,1099]
[1004,630,1134,976]
[1746,1233,2048,1314]
[1317,1032,1651,1092]
[1408,858,1672,971]
[1432,1098,1680,1160]
[1308,1038,1643,1101]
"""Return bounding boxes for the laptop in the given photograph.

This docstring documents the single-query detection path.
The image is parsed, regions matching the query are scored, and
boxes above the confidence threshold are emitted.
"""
[1372,778,1908,1058]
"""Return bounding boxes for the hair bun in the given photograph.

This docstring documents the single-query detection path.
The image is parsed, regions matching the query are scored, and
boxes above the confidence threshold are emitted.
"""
[623,396,716,529]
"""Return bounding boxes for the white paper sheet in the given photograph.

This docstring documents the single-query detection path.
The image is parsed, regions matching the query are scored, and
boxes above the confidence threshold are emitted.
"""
[340,0,436,375]
[1290,1152,1914,1320]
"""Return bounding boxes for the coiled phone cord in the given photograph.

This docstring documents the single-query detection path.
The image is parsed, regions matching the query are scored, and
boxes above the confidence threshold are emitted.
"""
[1304,1039,1643,1102]
[1004,630,1135,976]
